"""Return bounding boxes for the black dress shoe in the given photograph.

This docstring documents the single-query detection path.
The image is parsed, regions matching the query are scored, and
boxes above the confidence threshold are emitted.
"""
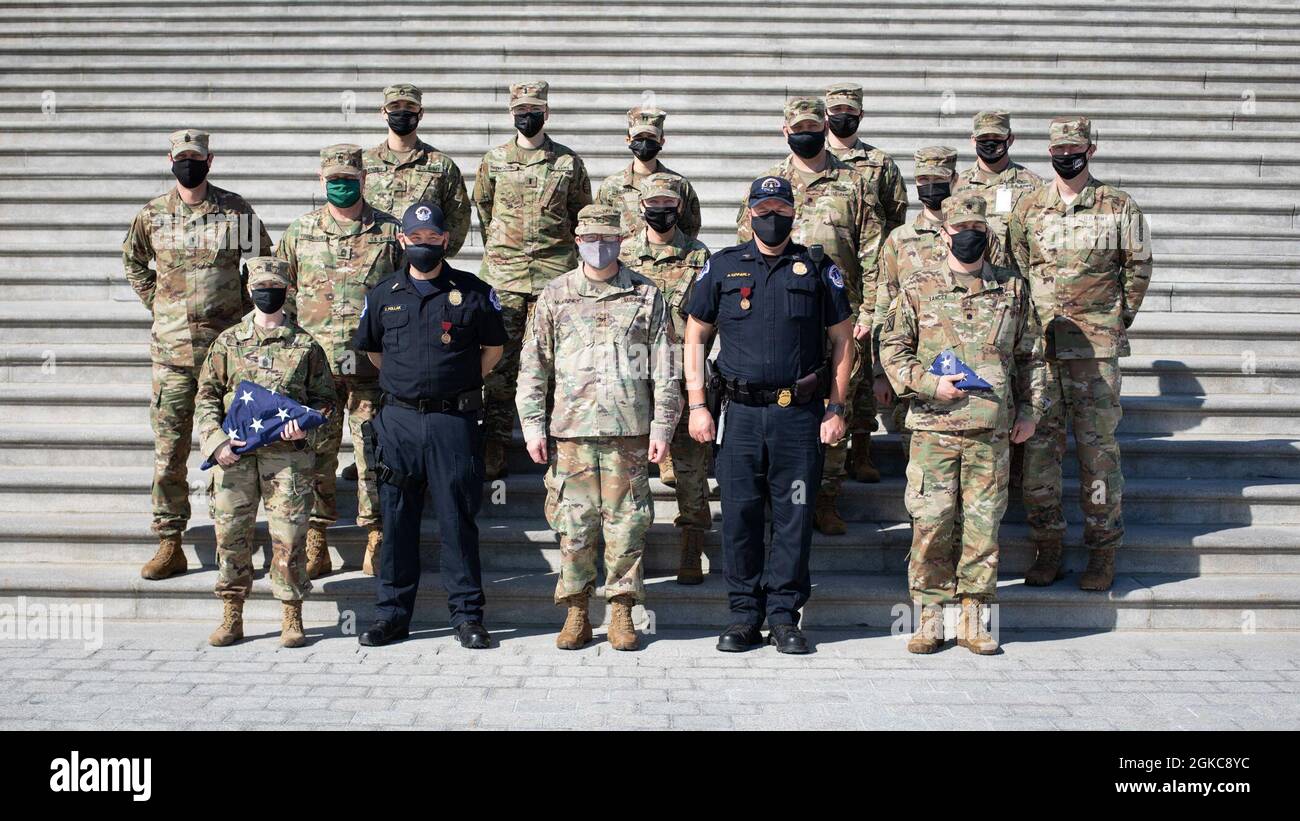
[358,620,409,647]
[455,621,492,649]
[716,623,764,652]
[768,623,810,654]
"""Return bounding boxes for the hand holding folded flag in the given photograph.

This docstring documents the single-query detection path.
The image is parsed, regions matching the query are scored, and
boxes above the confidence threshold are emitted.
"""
[928,349,993,391]
[200,380,328,470]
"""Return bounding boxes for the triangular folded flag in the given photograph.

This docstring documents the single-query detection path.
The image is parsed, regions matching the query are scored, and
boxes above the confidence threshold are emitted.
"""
[200,380,328,469]
[928,349,993,391]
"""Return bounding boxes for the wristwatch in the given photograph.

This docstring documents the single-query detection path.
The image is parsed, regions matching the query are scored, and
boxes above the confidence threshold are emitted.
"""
[688,403,708,411]
[826,402,846,418]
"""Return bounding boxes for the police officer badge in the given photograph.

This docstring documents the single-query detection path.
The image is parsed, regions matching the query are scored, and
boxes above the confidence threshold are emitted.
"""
[449,289,463,306]
[792,261,807,276]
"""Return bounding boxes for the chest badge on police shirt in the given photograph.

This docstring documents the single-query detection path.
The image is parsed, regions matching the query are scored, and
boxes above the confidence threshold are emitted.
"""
[792,261,808,276]
[740,286,752,311]
[449,289,463,306]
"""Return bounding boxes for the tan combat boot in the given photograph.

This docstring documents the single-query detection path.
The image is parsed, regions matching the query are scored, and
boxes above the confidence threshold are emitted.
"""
[813,491,847,535]
[606,595,639,651]
[676,529,704,585]
[1079,549,1116,591]
[280,600,306,648]
[484,439,507,480]
[1024,540,1065,587]
[849,432,881,484]
[555,594,593,650]
[956,597,999,655]
[658,451,677,487]
[140,535,187,580]
[907,604,945,654]
[305,526,332,579]
[209,599,244,647]
[361,526,382,576]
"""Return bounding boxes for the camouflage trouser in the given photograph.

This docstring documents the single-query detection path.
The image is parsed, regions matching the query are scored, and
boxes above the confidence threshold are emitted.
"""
[211,445,314,602]
[311,374,379,528]
[150,362,199,538]
[1022,357,1124,551]
[483,290,536,444]
[544,436,653,603]
[892,395,964,549]
[670,413,712,532]
[821,334,878,495]
[904,428,1008,605]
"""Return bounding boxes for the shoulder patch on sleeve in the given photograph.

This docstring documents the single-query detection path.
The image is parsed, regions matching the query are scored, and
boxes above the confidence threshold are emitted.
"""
[489,288,503,312]
[826,264,845,289]
[696,259,711,282]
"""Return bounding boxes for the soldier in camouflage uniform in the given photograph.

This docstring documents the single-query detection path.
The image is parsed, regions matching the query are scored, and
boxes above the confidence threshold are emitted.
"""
[737,96,885,533]
[880,195,1051,655]
[595,105,702,238]
[824,83,909,235]
[1009,116,1152,592]
[124,129,273,582]
[195,257,338,648]
[517,204,682,652]
[952,110,1043,271]
[619,173,712,585]
[362,83,472,256]
[276,144,404,578]
[474,80,593,479]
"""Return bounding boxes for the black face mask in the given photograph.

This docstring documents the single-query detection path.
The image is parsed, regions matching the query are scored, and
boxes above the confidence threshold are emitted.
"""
[251,288,286,314]
[405,242,446,272]
[513,111,545,138]
[827,113,860,139]
[172,157,209,189]
[975,138,1008,164]
[1052,150,1089,179]
[917,182,951,211]
[386,109,420,136]
[751,212,794,246]
[787,130,826,159]
[643,206,678,233]
[949,229,988,264]
[629,138,662,162]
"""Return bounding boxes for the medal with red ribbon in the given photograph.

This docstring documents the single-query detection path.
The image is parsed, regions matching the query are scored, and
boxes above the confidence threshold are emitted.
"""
[739,286,752,311]
[440,320,452,345]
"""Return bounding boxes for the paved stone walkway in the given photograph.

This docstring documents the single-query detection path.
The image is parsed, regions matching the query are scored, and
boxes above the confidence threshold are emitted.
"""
[1,623,1297,730]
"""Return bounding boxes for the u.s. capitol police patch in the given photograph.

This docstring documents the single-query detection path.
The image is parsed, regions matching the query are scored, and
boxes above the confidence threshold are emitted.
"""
[489,288,503,311]
[696,259,711,282]
[827,264,845,289]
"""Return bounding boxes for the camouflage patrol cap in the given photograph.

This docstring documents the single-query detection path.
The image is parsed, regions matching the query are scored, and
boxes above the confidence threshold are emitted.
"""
[575,203,622,236]
[972,109,1011,137]
[382,83,422,106]
[245,256,291,290]
[320,143,364,178]
[638,172,682,203]
[509,80,549,110]
[784,96,825,127]
[1049,116,1092,148]
[627,106,666,139]
[914,146,958,181]
[169,129,210,158]
[942,194,988,228]
[823,82,864,113]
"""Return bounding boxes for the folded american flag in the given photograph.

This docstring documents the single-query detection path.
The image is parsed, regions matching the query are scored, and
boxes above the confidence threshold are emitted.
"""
[928,349,994,391]
[200,380,328,469]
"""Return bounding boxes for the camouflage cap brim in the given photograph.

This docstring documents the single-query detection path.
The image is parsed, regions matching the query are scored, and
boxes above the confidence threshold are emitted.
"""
[171,140,208,157]
[320,164,363,178]
[629,124,662,139]
[510,96,547,110]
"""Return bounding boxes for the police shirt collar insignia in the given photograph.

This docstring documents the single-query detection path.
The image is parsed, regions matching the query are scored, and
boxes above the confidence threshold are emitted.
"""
[792,261,808,275]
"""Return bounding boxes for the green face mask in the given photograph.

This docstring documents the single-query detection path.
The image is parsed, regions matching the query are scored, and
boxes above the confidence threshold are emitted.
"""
[325,177,361,208]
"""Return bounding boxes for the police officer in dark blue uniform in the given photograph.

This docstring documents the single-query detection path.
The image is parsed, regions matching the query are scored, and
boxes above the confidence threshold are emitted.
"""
[353,203,507,648]
[684,176,855,654]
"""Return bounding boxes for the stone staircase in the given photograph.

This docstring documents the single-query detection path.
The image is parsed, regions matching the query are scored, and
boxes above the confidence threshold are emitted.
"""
[1,0,1298,631]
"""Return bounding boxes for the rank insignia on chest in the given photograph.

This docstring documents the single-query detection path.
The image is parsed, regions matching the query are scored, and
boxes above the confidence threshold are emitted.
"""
[336,245,353,260]
[441,320,452,345]
[739,286,752,310]
[259,354,273,369]
[449,289,463,306]
[792,261,808,276]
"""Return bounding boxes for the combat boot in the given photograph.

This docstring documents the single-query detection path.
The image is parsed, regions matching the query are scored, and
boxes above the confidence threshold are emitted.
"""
[658,452,677,487]
[606,595,639,651]
[676,529,704,585]
[1024,540,1065,587]
[140,535,187,580]
[208,599,244,647]
[280,600,306,648]
[849,432,881,483]
[361,526,382,576]
[305,526,332,579]
[484,439,507,480]
[956,597,999,655]
[907,604,945,654]
[813,491,847,535]
[555,595,592,650]
[1079,548,1116,591]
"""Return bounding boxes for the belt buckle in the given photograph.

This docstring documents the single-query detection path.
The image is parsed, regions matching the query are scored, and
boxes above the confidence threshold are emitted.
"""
[776,388,792,407]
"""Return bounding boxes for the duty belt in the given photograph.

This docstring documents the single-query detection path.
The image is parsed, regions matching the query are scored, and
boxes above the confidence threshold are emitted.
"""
[382,390,483,414]
[720,363,830,408]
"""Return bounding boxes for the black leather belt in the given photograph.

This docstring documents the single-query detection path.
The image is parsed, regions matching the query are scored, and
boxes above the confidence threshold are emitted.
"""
[383,390,483,413]
[720,363,830,408]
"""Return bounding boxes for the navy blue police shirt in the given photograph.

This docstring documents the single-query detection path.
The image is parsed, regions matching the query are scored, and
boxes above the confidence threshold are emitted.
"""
[686,238,852,386]
[354,264,508,400]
